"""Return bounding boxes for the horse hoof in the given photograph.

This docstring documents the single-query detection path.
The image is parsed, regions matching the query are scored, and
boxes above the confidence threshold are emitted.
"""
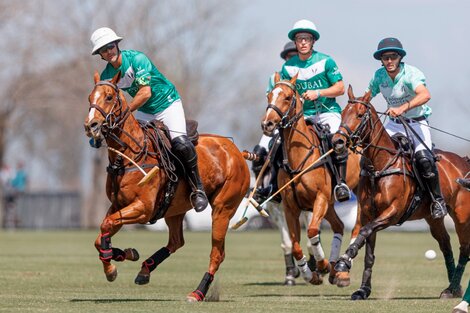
[186,291,205,302]
[335,272,350,287]
[310,271,323,285]
[105,265,118,282]
[351,287,370,301]
[284,278,296,286]
[316,259,331,275]
[328,262,337,285]
[124,248,140,261]
[440,286,463,299]
[452,301,469,313]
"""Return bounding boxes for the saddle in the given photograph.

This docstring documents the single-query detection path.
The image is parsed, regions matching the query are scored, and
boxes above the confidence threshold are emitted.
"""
[361,133,428,225]
[137,119,201,224]
[304,118,339,183]
[141,119,200,150]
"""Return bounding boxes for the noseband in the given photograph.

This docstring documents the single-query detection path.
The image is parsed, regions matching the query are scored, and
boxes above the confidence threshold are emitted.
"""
[336,99,373,149]
[266,81,303,128]
[89,80,130,134]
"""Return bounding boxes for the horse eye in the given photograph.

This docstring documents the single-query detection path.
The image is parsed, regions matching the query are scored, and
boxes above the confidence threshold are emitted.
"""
[106,95,113,101]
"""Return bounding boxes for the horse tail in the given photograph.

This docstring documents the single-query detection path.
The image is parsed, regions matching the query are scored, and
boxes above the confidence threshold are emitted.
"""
[242,150,259,161]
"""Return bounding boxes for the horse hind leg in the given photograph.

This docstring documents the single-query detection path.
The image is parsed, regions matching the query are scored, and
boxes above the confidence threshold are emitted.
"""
[135,214,185,285]
[187,207,231,302]
[351,231,376,300]
[442,244,469,299]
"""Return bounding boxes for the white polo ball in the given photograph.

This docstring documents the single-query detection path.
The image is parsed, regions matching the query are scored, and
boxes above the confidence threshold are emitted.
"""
[425,249,437,260]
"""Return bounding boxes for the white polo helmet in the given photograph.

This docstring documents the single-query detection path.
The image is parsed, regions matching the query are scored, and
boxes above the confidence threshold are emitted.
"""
[90,27,123,55]
[288,19,320,41]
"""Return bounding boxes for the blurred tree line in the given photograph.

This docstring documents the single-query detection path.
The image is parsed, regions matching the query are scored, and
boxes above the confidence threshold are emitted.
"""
[0,0,263,227]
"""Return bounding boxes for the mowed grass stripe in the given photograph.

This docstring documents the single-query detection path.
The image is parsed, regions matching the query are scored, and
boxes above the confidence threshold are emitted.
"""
[0,229,466,313]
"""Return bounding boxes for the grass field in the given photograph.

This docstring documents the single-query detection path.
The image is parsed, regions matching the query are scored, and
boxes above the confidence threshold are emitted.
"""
[0,229,467,313]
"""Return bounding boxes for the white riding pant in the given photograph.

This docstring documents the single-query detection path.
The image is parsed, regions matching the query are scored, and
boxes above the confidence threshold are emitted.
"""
[306,112,342,133]
[384,119,432,152]
[134,99,187,140]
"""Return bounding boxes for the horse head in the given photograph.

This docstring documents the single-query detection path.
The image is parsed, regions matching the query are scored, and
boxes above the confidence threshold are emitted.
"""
[332,85,373,155]
[84,71,129,142]
[261,73,301,136]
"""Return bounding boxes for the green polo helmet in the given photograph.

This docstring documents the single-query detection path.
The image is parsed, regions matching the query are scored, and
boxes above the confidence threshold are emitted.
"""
[288,19,320,41]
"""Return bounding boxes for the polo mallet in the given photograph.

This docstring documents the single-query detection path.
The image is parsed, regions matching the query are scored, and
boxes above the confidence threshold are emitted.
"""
[249,149,334,209]
[230,148,273,230]
[107,147,159,186]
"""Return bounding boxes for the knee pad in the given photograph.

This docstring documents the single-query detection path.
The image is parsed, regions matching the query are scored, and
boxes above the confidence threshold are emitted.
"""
[171,135,197,164]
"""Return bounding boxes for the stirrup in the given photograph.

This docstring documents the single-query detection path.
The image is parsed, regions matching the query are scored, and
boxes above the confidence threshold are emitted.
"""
[190,190,208,212]
[334,183,351,202]
[430,200,447,219]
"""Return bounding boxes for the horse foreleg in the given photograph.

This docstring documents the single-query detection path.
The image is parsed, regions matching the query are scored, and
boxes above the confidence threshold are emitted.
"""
[351,231,376,300]
[425,217,459,298]
[284,205,310,283]
[324,204,345,284]
[135,214,185,286]
[335,214,388,288]
[95,204,148,282]
[306,195,331,285]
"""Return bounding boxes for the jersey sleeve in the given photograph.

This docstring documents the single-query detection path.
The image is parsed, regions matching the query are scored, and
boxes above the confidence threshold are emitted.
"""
[132,53,153,87]
[408,67,426,91]
[366,72,380,98]
[325,58,343,84]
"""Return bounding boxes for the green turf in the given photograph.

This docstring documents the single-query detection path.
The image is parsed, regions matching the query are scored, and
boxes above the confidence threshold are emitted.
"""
[0,229,467,313]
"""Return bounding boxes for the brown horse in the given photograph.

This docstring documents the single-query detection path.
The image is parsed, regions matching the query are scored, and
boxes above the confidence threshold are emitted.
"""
[84,71,250,302]
[332,85,470,300]
[261,73,362,284]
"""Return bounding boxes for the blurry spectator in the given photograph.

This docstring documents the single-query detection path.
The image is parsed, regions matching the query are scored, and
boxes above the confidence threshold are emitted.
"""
[11,161,27,193]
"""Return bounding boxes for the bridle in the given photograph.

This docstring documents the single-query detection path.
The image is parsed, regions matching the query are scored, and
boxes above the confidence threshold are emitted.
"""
[89,80,143,154]
[336,98,374,152]
[89,80,131,133]
[266,81,304,129]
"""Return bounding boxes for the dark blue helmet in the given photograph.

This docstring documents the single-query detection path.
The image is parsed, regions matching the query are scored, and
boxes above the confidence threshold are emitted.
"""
[280,41,297,60]
[373,37,406,60]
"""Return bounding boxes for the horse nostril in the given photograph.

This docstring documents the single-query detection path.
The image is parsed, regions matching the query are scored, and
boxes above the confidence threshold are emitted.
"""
[90,122,98,129]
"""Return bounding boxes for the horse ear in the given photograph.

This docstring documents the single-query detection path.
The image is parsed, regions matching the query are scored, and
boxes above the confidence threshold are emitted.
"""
[111,71,121,85]
[363,90,372,102]
[347,84,355,100]
[93,71,100,84]
[274,72,281,83]
[290,72,298,85]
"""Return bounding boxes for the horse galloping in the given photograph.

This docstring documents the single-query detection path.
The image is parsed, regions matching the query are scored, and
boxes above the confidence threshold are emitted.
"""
[332,85,470,300]
[84,71,250,302]
[261,73,362,285]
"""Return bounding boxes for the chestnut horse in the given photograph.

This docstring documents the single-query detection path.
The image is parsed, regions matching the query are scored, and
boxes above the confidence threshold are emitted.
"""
[261,73,361,284]
[84,72,250,302]
[332,86,470,300]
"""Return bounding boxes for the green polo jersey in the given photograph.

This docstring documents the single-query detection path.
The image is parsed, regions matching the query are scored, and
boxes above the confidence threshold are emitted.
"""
[100,50,180,114]
[280,51,343,116]
[366,63,431,119]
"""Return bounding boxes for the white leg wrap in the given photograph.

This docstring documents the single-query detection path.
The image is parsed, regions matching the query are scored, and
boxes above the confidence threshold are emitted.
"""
[309,235,325,261]
[453,301,468,313]
[296,255,313,282]
[329,233,343,263]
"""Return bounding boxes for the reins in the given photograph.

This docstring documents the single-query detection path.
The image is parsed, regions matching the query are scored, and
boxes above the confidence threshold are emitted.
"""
[269,81,320,174]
